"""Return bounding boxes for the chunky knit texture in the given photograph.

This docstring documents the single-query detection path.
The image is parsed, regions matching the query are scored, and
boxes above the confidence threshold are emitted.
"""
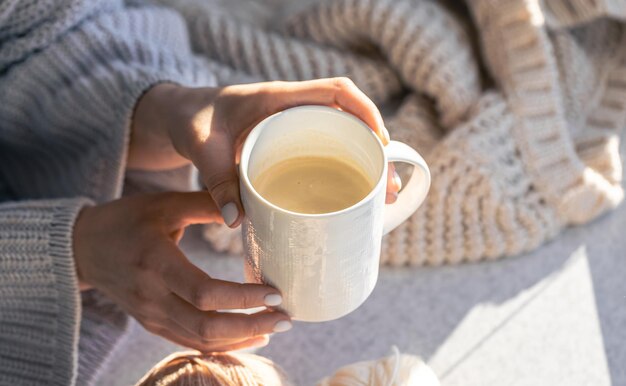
[181,0,626,265]
[0,1,216,384]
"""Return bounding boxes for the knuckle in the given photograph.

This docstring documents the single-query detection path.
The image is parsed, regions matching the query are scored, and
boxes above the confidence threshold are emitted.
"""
[130,285,151,305]
[247,319,261,338]
[190,286,205,309]
[205,172,237,197]
[333,77,355,90]
[199,318,217,340]
[237,283,253,309]
[190,285,214,310]
[135,244,166,273]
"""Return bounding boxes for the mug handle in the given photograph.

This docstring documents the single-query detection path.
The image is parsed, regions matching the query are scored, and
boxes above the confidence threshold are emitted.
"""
[383,141,431,235]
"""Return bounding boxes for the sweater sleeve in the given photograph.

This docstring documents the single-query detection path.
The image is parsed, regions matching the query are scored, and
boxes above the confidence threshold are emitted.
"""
[0,198,91,386]
[0,0,216,204]
[0,2,216,385]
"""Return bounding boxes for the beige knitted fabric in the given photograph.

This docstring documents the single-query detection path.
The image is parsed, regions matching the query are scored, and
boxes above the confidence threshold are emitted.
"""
[167,0,626,265]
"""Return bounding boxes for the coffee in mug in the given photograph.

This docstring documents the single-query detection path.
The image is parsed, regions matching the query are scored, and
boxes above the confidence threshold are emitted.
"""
[239,105,430,322]
[252,156,374,214]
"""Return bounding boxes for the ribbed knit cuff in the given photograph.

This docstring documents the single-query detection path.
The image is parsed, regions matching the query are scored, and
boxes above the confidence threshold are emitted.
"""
[469,0,625,224]
[469,0,585,212]
[0,198,92,386]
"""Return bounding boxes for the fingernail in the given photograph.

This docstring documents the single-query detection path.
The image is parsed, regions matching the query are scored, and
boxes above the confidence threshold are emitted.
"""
[393,171,402,189]
[383,126,391,144]
[220,202,239,227]
[264,293,282,307]
[273,320,292,333]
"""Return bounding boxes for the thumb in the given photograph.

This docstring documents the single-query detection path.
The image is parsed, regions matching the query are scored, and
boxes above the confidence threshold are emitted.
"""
[160,191,220,224]
[193,131,243,228]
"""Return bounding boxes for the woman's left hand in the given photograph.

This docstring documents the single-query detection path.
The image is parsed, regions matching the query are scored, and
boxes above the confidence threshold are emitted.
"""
[130,78,401,228]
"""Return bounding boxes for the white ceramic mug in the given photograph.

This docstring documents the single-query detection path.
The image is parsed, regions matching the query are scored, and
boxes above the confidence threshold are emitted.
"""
[239,106,430,322]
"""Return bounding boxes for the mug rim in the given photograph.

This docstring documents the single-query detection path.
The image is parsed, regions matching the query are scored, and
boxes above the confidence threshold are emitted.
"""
[239,105,387,219]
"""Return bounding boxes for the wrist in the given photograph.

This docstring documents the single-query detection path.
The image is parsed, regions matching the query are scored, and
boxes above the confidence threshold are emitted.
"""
[129,82,190,170]
[167,85,222,161]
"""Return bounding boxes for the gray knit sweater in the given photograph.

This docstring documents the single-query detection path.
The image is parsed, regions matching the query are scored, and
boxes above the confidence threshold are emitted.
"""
[0,1,215,384]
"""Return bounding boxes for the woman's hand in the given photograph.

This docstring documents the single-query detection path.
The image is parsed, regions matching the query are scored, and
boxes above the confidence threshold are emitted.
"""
[130,78,402,228]
[73,192,291,352]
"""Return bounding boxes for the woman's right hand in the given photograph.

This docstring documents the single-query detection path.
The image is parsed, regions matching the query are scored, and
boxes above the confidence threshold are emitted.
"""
[72,192,291,352]
[130,78,401,229]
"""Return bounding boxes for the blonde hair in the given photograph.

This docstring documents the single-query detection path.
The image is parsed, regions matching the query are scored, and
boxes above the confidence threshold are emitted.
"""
[136,351,291,386]
[137,347,439,386]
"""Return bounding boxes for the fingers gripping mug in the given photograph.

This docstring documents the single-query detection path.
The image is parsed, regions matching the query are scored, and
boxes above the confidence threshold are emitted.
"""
[239,106,430,322]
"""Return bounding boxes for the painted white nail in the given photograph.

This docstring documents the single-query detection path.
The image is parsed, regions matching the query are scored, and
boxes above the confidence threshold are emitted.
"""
[264,293,282,307]
[221,202,239,227]
[383,126,391,143]
[393,172,402,189]
[273,320,292,333]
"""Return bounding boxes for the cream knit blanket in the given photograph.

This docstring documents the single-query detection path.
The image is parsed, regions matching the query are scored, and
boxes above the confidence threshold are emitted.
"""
[165,0,626,265]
